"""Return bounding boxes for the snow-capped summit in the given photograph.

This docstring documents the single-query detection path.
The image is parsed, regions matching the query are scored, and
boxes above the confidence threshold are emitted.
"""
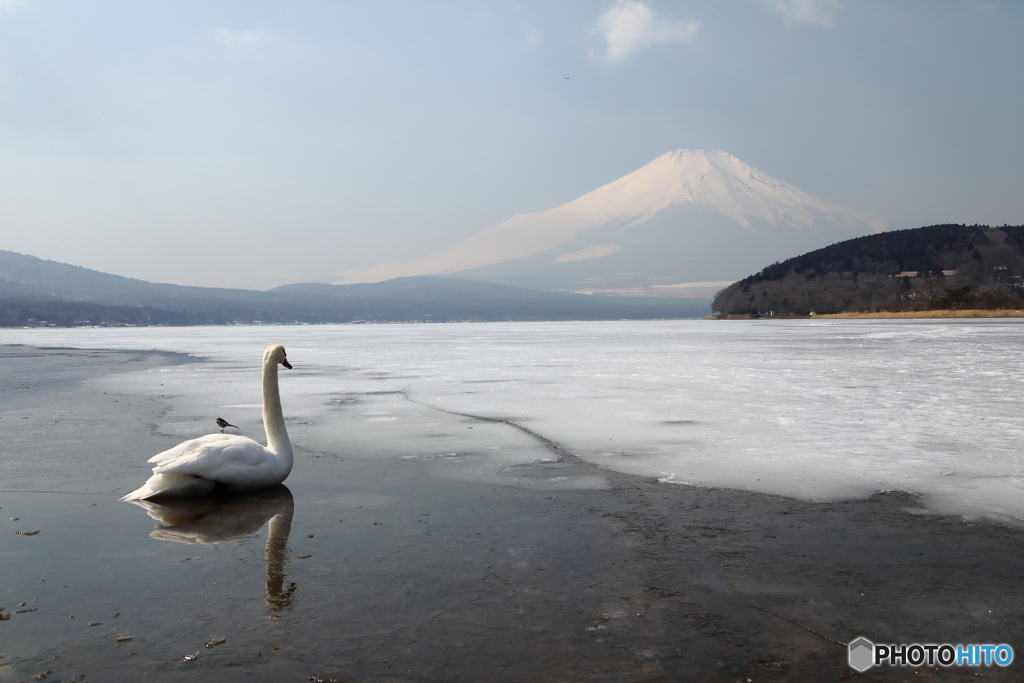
[334,149,886,293]
[607,149,885,231]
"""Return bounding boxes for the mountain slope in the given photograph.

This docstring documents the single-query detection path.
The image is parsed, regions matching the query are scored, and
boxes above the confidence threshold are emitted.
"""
[0,249,292,305]
[0,250,711,325]
[712,224,1024,316]
[333,149,886,291]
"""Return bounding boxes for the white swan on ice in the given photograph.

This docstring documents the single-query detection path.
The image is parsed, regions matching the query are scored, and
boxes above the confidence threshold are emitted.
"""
[120,344,294,500]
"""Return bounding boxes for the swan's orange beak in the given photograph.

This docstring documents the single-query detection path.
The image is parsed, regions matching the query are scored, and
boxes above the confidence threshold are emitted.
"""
[282,359,293,369]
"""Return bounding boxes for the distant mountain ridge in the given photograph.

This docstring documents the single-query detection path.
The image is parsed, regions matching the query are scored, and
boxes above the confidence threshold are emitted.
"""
[334,149,886,292]
[0,250,711,326]
[0,249,284,305]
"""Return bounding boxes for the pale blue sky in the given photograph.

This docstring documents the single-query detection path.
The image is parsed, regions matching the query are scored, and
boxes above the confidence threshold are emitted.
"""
[1,1,1021,289]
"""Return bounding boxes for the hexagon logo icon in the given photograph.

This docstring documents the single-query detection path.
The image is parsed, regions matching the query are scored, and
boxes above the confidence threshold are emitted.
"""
[848,637,875,672]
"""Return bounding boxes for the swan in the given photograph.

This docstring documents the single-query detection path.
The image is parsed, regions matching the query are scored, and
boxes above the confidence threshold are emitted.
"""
[120,344,294,500]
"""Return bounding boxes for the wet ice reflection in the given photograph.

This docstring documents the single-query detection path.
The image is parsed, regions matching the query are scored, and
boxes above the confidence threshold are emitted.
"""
[126,485,296,611]
[5,343,1024,681]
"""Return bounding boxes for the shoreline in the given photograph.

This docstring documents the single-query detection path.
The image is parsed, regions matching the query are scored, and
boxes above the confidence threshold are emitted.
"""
[815,309,1024,319]
[710,308,1024,320]
[2,343,1023,681]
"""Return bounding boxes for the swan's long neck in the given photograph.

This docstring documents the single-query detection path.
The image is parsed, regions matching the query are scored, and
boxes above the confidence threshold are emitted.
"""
[265,492,295,612]
[262,358,293,472]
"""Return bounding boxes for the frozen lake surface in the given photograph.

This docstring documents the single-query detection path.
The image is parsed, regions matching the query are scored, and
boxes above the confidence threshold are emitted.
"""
[4,318,1023,522]
[5,321,1024,681]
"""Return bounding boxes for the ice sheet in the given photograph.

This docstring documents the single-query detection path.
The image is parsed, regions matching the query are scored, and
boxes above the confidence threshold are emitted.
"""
[4,319,1023,522]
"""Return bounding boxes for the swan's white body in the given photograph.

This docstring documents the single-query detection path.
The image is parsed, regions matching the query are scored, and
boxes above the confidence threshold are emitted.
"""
[120,345,294,501]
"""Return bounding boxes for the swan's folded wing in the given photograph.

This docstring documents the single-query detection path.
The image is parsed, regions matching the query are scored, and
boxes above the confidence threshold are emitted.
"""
[148,433,236,466]
[153,435,273,482]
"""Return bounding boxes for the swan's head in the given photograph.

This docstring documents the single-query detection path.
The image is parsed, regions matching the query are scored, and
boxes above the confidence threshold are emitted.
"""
[264,344,293,369]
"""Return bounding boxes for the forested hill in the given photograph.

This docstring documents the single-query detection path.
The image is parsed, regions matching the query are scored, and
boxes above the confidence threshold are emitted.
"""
[712,224,1024,316]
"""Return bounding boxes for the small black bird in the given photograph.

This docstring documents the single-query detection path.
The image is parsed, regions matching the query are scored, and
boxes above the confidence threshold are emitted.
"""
[216,417,238,432]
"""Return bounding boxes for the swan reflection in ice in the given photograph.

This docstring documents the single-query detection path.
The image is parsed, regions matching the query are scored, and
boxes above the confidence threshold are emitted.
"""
[126,484,296,611]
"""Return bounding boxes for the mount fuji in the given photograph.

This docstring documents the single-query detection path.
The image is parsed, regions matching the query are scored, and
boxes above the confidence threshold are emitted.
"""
[334,149,887,296]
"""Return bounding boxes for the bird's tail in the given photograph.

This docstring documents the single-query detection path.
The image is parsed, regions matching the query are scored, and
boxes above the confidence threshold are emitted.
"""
[120,473,217,501]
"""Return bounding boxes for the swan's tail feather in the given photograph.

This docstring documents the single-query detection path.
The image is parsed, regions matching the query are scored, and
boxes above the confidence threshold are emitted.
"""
[120,473,217,501]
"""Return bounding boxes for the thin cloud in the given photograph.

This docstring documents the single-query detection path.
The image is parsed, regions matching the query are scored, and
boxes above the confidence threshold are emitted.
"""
[522,26,542,46]
[213,28,272,51]
[0,0,27,17]
[596,1,699,60]
[762,0,840,28]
